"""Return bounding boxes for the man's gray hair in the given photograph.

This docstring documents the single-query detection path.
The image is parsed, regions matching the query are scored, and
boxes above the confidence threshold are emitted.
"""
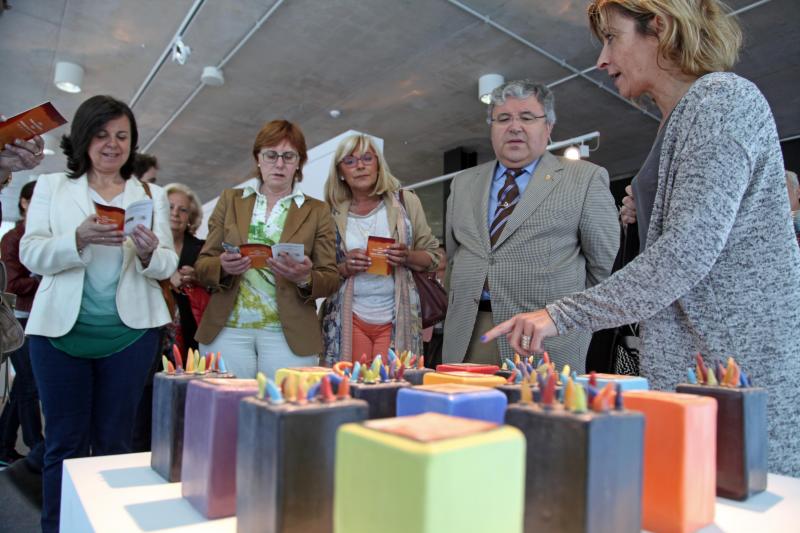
[486,80,556,125]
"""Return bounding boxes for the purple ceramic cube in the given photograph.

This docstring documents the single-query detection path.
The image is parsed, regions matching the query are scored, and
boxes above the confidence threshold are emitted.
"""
[150,372,233,482]
[396,383,508,423]
[236,397,368,533]
[181,378,258,518]
[676,384,768,500]
[495,383,543,404]
[505,404,645,533]
[349,381,409,419]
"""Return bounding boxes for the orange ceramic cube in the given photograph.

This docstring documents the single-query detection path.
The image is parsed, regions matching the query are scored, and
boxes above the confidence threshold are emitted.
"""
[624,391,717,533]
[422,371,506,387]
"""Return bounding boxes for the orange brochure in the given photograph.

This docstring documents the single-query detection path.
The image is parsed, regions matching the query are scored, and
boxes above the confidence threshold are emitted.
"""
[240,243,272,269]
[94,203,125,231]
[366,236,394,276]
[0,102,67,147]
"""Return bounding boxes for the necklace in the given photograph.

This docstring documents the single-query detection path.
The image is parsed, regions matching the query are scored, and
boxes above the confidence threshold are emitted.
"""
[348,201,383,244]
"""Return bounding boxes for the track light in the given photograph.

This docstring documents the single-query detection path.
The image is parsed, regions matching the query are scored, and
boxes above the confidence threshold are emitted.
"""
[54,61,84,93]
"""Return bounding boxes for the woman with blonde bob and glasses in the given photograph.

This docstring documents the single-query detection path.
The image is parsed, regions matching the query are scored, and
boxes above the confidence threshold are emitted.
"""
[483,0,800,476]
[194,120,339,378]
[320,134,440,365]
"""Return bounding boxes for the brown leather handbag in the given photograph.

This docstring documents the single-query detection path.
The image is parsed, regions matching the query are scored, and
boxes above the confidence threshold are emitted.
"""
[399,190,448,328]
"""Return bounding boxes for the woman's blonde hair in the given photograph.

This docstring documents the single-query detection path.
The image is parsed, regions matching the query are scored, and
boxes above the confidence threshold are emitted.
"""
[164,182,203,235]
[324,134,401,207]
[587,0,742,76]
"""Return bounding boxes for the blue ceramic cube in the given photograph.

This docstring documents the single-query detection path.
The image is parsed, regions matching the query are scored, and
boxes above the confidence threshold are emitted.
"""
[396,383,507,423]
[575,373,649,391]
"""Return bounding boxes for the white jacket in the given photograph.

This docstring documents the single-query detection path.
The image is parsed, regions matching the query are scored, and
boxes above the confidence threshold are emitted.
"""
[20,172,178,336]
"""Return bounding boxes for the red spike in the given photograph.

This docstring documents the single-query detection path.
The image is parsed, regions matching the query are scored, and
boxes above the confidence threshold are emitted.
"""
[215,352,221,371]
[542,372,557,406]
[396,364,405,381]
[337,376,351,399]
[319,376,335,403]
[172,344,183,370]
[695,353,707,382]
[206,354,214,373]
[543,351,550,365]
[506,369,518,384]
[416,353,425,369]
[589,371,597,388]
[167,361,175,373]
[592,383,614,412]
[360,354,368,366]
[408,355,418,368]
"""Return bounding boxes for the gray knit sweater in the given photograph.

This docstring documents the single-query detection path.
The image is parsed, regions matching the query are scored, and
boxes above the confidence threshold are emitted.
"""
[547,73,800,476]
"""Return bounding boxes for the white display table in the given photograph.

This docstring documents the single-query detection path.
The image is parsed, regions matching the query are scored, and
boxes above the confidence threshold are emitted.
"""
[61,452,799,532]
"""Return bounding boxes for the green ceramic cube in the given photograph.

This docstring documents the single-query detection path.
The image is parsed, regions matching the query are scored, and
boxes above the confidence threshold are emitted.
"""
[334,413,525,533]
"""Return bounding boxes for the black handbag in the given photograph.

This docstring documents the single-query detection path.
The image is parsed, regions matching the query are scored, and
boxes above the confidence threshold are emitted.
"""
[398,190,448,328]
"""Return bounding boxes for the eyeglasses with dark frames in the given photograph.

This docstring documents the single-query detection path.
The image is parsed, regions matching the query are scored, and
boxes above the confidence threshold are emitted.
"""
[260,150,299,165]
[489,112,546,126]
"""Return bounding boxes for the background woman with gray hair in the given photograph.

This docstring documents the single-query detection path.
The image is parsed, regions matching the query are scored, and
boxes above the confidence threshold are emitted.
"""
[320,134,439,364]
[165,182,205,352]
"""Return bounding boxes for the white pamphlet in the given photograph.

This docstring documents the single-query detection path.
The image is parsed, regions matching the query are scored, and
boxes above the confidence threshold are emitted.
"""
[123,198,153,236]
[271,243,305,262]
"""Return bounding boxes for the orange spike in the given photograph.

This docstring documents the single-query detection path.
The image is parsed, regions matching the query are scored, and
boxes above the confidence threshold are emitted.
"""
[320,376,335,402]
[416,354,425,369]
[167,360,175,373]
[337,376,351,399]
[543,351,550,365]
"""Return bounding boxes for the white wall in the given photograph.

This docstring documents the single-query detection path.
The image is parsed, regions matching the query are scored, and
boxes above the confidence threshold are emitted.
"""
[195,129,383,239]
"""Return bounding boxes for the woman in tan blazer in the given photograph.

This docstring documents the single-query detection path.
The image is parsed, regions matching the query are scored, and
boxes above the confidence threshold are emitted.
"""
[194,120,339,378]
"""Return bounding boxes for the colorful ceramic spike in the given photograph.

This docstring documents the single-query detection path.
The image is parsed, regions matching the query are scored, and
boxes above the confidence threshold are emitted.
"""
[519,379,533,404]
[564,378,575,410]
[687,368,698,384]
[197,355,206,373]
[297,376,308,404]
[379,364,389,382]
[542,352,550,365]
[218,356,227,374]
[695,352,706,383]
[337,376,351,399]
[256,372,267,400]
[396,364,405,381]
[162,355,171,373]
[408,354,418,368]
[350,362,361,383]
[266,377,283,404]
[588,371,597,387]
[514,353,521,366]
[506,370,518,384]
[706,367,718,386]
[186,349,195,372]
[215,352,221,372]
[416,354,425,370]
[541,372,556,406]
[167,360,175,373]
[318,376,335,402]
[172,344,184,370]
[561,364,570,379]
[573,384,588,413]
[615,383,624,410]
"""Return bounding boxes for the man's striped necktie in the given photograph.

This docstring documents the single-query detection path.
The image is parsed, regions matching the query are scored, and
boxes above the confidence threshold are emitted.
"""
[489,168,523,247]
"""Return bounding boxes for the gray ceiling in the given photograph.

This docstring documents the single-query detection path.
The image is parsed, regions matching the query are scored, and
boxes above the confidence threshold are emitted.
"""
[2,0,798,203]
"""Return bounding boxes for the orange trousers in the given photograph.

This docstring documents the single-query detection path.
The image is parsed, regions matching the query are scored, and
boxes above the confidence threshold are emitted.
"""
[350,314,392,364]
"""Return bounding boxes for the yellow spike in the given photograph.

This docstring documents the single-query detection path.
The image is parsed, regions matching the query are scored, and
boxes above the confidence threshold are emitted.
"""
[520,377,533,405]
[561,364,571,377]
[256,372,267,400]
[564,378,575,410]
[514,353,521,366]
[574,383,587,413]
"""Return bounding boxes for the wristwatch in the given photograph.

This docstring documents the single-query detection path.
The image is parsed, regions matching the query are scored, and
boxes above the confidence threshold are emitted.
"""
[296,276,312,290]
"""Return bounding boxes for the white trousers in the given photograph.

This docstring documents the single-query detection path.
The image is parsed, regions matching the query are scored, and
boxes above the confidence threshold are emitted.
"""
[200,326,317,380]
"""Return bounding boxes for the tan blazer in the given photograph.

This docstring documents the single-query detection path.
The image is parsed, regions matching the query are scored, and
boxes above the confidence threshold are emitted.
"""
[194,188,339,355]
[442,152,619,371]
[21,173,178,336]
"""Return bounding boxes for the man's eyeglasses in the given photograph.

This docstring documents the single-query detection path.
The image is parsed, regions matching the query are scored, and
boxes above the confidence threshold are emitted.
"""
[489,112,546,126]
[260,150,299,165]
[340,153,376,167]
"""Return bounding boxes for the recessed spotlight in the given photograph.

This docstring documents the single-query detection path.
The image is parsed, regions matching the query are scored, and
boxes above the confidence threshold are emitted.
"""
[329,109,341,118]
[54,61,84,93]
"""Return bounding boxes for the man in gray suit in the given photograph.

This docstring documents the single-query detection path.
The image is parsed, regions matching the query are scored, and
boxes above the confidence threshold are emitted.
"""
[442,80,618,372]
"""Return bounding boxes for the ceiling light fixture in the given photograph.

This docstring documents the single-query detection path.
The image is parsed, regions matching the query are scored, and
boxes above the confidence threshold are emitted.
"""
[54,61,84,93]
[172,36,191,65]
[478,74,504,104]
[201,66,224,86]
[564,144,590,160]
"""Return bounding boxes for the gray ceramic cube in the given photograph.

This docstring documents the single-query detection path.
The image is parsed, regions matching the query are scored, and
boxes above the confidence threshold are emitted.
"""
[676,384,768,500]
[150,372,231,482]
[236,397,368,533]
[403,368,433,385]
[349,381,409,419]
[505,404,644,533]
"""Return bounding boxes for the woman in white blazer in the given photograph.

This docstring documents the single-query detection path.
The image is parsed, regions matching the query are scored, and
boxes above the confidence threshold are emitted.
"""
[19,95,178,533]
